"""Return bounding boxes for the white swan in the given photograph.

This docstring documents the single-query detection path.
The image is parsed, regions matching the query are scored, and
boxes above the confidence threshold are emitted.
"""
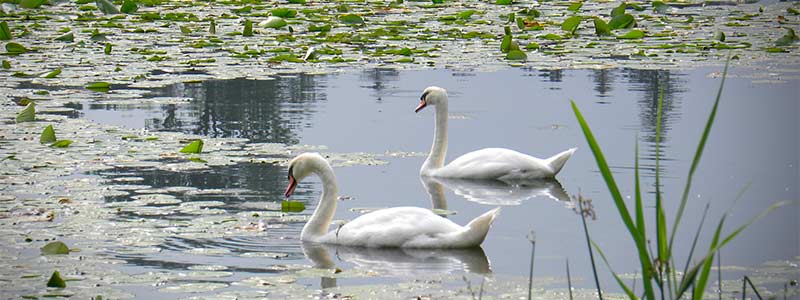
[285,153,499,248]
[415,86,577,180]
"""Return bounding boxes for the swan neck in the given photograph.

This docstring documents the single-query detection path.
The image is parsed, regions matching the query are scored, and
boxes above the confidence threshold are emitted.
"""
[301,165,338,241]
[422,101,448,175]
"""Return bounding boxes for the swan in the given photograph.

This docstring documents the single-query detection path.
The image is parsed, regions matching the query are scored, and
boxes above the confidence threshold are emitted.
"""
[415,86,577,180]
[285,153,499,248]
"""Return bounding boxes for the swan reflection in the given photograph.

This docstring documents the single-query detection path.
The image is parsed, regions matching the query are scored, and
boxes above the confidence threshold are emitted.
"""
[421,176,569,207]
[301,242,491,279]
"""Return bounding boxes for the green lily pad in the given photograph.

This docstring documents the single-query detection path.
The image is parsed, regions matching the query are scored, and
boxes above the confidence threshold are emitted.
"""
[501,34,512,53]
[567,2,582,12]
[271,8,297,18]
[609,13,634,30]
[562,16,582,34]
[55,32,74,42]
[610,2,627,17]
[309,24,331,32]
[281,200,305,212]
[457,10,475,20]
[180,139,204,154]
[594,18,612,36]
[43,68,61,78]
[16,102,35,123]
[46,271,66,288]
[20,0,46,9]
[86,82,111,91]
[0,21,11,40]
[6,42,30,54]
[121,0,137,13]
[617,29,644,39]
[41,241,69,255]
[50,140,73,148]
[339,14,364,25]
[243,19,253,36]
[506,49,527,60]
[40,125,57,144]
[2,60,9,69]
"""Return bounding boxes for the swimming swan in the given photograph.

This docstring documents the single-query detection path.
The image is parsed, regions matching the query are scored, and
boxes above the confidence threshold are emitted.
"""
[285,153,499,248]
[415,86,577,180]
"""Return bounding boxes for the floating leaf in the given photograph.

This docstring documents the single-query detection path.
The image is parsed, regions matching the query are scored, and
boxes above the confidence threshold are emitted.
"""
[525,42,539,50]
[96,0,120,14]
[104,43,112,54]
[500,34,512,53]
[47,271,66,288]
[562,16,582,34]
[789,7,800,15]
[281,201,305,212]
[86,81,111,91]
[259,16,286,29]
[121,0,137,13]
[593,18,612,36]
[180,139,204,154]
[339,14,364,24]
[495,0,512,5]
[541,33,563,40]
[608,13,634,30]
[40,125,56,144]
[506,49,527,60]
[271,8,297,18]
[20,0,46,9]
[55,32,74,42]
[775,28,798,46]
[0,21,11,40]
[187,157,207,163]
[713,31,725,42]
[16,102,35,123]
[457,10,475,19]
[617,29,644,39]
[567,2,582,12]
[40,68,61,78]
[610,2,627,17]
[51,140,73,148]
[243,19,253,36]
[41,241,69,255]
[309,24,330,32]
[2,60,9,69]
[6,42,30,54]
[652,1,669,14]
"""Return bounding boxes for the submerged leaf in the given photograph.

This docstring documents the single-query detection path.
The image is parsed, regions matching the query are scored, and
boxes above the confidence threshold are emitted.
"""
[96,0,120,14]
[0,21,11,40]
[775,28,799,46]
[41,241,69,255]
[47,271,66,288]
[281,200,306,212]
[40,125,56,144]
[180,140,204,154]
[16,102,35,123]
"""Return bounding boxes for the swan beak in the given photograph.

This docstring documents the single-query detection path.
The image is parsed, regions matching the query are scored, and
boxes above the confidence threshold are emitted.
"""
[414,99,427,113]
[284,176,298,198]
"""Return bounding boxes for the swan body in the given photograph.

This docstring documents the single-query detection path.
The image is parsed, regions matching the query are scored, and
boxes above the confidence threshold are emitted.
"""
[415,86,576,180]
[285,153,499,248]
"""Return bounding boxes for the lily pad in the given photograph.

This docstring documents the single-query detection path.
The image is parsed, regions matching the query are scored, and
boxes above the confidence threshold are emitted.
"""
[775,28,798,46]
[562,16,582,34]
[20,0,46,9]
[46,271,66,288]
[180,139,204,154]
[594,18,612,36]
[617,29,644,39]
[339,14,364,25]
[0,21,10,40]
[608,13,634,30]
[86,82,111,91]
[55,32,74,42]
[506,49,527,60]
[16,102,35,123]
[281,201,305,212]
[50,140,73,148]
[43,68,61,78]
[121,0,137,13]
[41,241,70,255]
[6,42,30,55]
[271,8,297,18]
[40,125,57,144]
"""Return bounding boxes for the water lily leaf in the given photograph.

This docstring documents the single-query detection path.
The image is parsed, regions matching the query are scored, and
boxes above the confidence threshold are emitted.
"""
[40,125,56,143]
[0,21,10,40]
[525,42,539,50]
[6,42,30,54]
[775,28,798,46]
[55,32,74,42]
[541,33,563,40]
[506,49,527,60]
[180,139,204,153]
[339,14,364,25]
[562,16,582,34]
[611,2,627,17]
[617,29,644,39]
[594,18,612,36]
[2,60,9,69]
[259,16,286,29]
[609,13,634,30]
[457,10,475,19]
[500,34,512,53]
[86,81,110,91]
[652,1,669,14]
[20,0,46,9]
[121,0,137,13]
[16,102,35,123]
[96,0,120,14]
[51,140,73,148]
[789,7,800,15]
[43,68,61,78]
[187,156,207,163]
[714,31,725,42]
[495,0,512,5]
[281,200,305,212]
[567,2,582,12]
[46,271,66,288]
[309,24,330,32]
[271,8,297,18]
[104,43,112,54]
[41,241,69,255]
[243,19,253,36]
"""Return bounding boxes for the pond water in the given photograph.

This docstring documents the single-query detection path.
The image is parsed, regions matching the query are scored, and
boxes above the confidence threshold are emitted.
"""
[36,66,800,298]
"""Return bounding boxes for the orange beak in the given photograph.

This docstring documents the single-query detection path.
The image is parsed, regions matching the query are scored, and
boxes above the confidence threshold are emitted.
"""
[284,175,297,198]
[414,98,427,113]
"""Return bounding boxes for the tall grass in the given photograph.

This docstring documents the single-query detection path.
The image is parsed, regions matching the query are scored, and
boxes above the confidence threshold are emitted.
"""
[570,56,789,300]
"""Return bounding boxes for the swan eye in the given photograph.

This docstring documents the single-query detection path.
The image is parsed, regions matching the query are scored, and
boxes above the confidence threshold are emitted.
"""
[287,165,294,180]
[420,91,430,101]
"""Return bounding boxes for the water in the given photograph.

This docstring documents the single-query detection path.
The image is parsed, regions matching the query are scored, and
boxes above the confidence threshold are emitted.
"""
[71,67,798,297]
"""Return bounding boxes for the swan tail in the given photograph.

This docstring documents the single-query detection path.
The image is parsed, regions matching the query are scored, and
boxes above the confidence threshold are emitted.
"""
[545,147,577,175]
[462,207,500,247]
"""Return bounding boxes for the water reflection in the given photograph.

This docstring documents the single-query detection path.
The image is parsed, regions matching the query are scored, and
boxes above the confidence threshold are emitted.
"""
[302,242,491,280]
[421,176,570,207]
[590,69,615,98]
[359,68,400,101]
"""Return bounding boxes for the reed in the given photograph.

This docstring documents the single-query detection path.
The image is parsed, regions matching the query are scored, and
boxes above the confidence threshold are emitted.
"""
[570,56,788,300]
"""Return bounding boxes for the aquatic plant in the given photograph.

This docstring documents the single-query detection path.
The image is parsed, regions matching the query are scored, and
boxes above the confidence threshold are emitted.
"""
[570,56,789,300]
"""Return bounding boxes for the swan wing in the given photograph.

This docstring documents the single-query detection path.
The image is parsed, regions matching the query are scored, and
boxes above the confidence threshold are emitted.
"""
[328,207,464,247]
[436,148,552,179]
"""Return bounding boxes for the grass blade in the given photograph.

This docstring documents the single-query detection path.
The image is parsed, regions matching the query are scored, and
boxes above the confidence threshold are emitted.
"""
[566,259,574,300]
[634,140,646,247]
[669,56,730,259]
[571,100,655,300]
[592,240,639,300]
[682,203,711,277]
[692,213,726,300]
[655,86,668,269]
[577,196,604,300]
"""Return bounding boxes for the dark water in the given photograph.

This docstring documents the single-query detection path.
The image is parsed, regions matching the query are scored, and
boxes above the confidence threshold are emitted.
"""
[74,67,799,296]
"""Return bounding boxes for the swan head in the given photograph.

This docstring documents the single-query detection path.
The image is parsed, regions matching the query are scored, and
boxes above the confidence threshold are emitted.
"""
[284,152,328,198]
[415,86,447,113]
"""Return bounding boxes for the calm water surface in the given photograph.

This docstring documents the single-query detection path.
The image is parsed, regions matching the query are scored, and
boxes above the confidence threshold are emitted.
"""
[73,67,799,297]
